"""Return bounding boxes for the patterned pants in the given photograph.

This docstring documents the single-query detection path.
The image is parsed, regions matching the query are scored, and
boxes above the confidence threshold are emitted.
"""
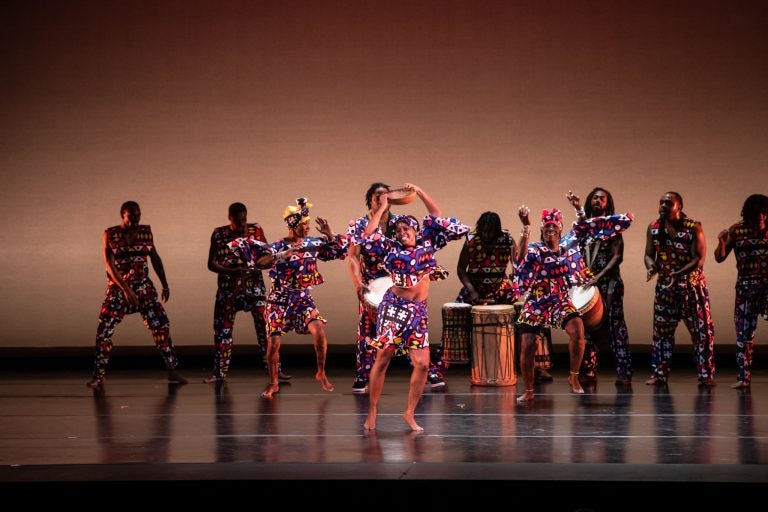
[92,282,179,380]
[650,279,715,381]
[734,278,768,384]
[212,289,267,379]
[580,278,633,380]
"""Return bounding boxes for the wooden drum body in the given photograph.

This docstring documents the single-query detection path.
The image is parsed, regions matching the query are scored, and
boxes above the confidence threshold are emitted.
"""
[470,305,517,386]
[441,302,473,364]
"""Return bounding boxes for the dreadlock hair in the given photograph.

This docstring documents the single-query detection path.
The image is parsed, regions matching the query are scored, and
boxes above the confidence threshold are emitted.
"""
[584,187,615,217]
[120,201,139,215]
[365,182,391,210]
[228,202,247,217]
[475,211,502,240]
[741,194,768,231]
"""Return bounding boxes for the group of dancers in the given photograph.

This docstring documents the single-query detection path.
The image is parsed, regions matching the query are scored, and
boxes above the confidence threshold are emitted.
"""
[85,187,768,431]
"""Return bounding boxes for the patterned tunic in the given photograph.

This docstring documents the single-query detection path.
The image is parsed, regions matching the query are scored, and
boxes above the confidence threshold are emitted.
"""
[456,230,516,304]
[515,214,633,329]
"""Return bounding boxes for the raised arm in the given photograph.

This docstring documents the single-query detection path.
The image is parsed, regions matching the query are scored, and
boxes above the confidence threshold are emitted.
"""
[404,183,441,217]
[364,194,389,237]
[713,226,734,263]
[515,205,531,263]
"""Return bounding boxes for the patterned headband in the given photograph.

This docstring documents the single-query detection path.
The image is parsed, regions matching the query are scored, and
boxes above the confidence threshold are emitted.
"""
[394,214,420,232]
[284,197,312,229]
[541,208,563,229]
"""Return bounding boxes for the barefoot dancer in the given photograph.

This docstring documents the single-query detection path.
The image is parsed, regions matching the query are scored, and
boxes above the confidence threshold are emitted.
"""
[352,184,468,431]
[230,197,347,397]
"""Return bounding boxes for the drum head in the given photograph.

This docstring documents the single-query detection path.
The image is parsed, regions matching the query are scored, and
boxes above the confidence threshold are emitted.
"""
[443,302,472,309]
[364,276,393,307]
[471,304,516,313]
[568,285,596,308]
[387,189,417,205]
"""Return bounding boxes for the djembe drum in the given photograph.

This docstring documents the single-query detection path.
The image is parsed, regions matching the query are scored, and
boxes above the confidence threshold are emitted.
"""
[470,305,517,386]
[441,302,472,364]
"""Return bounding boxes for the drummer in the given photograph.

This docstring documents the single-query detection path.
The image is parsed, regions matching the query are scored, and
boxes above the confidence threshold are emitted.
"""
[577,187,633,386]
[346,183,450,394]
[351,183,468,431]
[455,209,553,381]
[513,192,633,403]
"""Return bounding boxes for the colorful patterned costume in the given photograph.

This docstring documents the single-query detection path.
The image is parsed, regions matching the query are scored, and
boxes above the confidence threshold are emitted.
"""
[515,215,633,331]
[91,225,180,380]
[210,223,268,380]
[352,215,468,355]
[347,214,452,383]
[727,222,768,384]
[456,229,553,370]
[229,235,347,335]
[579,235,633,381]
[648,218,715,382]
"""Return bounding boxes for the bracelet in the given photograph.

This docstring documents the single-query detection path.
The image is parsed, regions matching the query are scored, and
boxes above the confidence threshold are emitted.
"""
[575,208,585,217]
[520,226,531,237]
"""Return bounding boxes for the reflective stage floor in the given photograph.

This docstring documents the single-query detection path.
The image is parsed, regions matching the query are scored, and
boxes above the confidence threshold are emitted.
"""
[1,362,767,510]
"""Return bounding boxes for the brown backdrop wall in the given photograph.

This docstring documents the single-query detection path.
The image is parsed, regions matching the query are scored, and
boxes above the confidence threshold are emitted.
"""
[1,0,766,354]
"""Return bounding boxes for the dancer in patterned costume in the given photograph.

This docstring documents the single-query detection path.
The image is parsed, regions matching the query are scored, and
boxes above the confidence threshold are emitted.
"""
[87,201,187,388]
[578,187,633,385]
[347,183,450,393]
[714,194,768,389]
[514,192,633,403]
[644,192,716,386]
[203,203,288,383]
[353,183,468,431]
[230,197,347,397]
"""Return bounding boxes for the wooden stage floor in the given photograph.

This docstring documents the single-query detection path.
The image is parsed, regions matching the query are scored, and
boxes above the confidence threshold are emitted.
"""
[1,361,766,510]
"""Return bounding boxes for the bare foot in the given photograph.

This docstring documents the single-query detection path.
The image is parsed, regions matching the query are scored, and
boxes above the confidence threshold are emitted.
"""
[316,372,335,392]
[363,409,377,430]
[262,383,280,398]
[86,377,104,388]
[168,371,188,385]
[403,412,424,432]
[568,373,584,394]
[731,381,750,389]
[516,389,535,403]
[645,375,666,385]
[203,375,224,384]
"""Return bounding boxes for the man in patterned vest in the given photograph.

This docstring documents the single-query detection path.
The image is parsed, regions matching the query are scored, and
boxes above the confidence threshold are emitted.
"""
[87,201,187,388]
[714,193,768,389]
[204,202,289,384]
[644,191,715,386]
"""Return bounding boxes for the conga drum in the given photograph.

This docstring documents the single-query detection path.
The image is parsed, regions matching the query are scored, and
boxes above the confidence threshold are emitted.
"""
[441,303,472,364]
[568,285,605,331]
[470,305,517,386]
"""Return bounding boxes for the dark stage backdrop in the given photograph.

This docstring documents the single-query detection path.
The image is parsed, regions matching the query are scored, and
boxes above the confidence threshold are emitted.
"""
[1,0,766,351]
